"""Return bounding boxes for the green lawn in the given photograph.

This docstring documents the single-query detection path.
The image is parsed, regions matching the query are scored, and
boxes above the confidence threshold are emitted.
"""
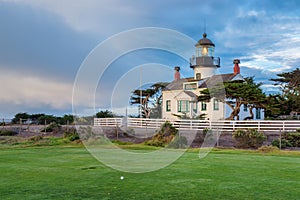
[1,146,300,200]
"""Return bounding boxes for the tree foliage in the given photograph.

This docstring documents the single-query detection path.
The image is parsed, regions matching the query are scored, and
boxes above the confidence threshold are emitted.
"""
[199,77,266,120]
[270,68,300,114]
[95,110,114,118]
[130,82,168,118]
[12,112,30,124]
[12,113,74,125]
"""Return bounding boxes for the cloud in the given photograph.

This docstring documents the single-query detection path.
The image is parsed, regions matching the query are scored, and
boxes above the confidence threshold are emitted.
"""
[214,5,300,76]
[0,67,94,117]
[0,1,95,82]
[5,0,150,36]
[0,68,72,108]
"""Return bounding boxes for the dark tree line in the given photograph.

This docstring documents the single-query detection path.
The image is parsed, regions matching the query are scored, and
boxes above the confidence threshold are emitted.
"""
[12,113,74,125]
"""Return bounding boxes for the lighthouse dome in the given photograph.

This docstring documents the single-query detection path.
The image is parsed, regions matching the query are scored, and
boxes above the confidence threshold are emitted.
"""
[195,33,215,47]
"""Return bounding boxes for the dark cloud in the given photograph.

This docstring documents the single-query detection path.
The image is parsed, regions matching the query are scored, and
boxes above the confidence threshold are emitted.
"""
[0,2,95,81]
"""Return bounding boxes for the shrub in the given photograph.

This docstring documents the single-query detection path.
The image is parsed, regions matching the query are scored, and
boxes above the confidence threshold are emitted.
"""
[0,130,18,136]
[272,132,300,148]
[284,132,300,147]
[145,121,178,147]
[233,129,266,149]
[271,138,292,148]
[64,128,79,141]
[41,122,62,132]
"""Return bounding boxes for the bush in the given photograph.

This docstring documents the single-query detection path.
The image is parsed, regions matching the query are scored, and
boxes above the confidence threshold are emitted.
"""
[145,121,178,147]
[272,132,300,148]
[284,132,300,147]
[41,122,62,132]
[64,128,79,141]
[233,129,266,149]
[0,130,18,136]
[271,138,292,148]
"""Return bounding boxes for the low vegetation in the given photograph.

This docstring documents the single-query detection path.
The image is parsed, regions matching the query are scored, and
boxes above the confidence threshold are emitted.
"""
[232,129,266,148]
[0,130,18,136]
[272,130,300,148]
[145,121,187,148]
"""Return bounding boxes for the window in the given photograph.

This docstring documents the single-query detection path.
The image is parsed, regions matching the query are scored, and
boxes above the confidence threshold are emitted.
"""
[166,100,171,112]
[196,73,201,80]
[213,99,219,111]
[256,108,261,119]
[192,102,197,113]
[178,100,189,112]
[184,82,197,90]
[201,102,207,111]
[243,104,248,112]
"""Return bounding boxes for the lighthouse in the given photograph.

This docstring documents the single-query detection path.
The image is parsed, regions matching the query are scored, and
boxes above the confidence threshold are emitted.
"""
[190,33,220,79]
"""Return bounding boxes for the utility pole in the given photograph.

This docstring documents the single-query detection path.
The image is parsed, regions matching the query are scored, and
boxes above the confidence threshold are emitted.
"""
[140,67,142,118]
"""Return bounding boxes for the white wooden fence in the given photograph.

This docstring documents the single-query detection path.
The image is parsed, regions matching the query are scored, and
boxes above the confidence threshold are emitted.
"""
[94,118,300,132]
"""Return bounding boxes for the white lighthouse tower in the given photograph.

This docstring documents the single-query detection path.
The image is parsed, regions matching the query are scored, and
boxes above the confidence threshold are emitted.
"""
[190,33,220,79]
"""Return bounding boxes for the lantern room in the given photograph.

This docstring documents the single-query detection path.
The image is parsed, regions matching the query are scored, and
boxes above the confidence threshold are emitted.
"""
[195,33,215,57]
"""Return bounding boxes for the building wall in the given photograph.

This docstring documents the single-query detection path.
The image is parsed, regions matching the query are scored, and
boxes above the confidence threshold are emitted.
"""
[162,90,225,120]
[193,67,217,79]
[162,90,264,121]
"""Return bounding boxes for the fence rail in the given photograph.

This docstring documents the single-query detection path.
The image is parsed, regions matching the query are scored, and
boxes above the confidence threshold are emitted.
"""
[94,118,300,132]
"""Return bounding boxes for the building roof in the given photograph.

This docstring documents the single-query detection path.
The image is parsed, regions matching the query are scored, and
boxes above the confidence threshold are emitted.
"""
[198,73,238,88]
[195,33,215,47]
[164,73,244,91]
[164,77,197,90]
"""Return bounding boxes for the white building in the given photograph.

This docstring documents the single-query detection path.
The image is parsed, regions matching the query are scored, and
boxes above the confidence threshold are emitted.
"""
[161,33,264,121]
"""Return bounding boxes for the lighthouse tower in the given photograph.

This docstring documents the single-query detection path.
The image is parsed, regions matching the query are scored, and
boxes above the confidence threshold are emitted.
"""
[190,33,220,79]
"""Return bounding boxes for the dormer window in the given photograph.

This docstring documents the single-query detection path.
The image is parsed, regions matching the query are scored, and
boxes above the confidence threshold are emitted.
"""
[196,73,201,80]
[184,82,198,90]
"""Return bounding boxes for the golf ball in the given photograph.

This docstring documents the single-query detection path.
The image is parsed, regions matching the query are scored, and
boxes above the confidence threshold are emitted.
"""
[120,176,124,180]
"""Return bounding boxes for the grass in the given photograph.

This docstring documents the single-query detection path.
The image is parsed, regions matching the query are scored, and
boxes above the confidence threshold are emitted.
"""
[1,145,300,199]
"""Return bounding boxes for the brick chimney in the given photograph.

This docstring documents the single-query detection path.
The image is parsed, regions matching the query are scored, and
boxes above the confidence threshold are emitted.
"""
[233,59,240,75]
[174,66,180,81]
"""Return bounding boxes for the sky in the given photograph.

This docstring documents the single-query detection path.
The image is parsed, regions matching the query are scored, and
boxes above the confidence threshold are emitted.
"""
[1,0,300,118]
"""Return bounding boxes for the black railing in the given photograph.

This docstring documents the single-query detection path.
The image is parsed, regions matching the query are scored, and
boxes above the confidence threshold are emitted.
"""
[190,56,220,67]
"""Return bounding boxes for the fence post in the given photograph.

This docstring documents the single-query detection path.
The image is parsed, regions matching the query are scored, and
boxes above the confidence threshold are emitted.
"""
[116,123,119,140]
[216,131,219,147]
[44,119,47,134]
[19,118,22,134]
[282,121,285,132]
[27,118,30,133]
[279,128,282,150]
[258,121,260,131]
[233,121,235,131]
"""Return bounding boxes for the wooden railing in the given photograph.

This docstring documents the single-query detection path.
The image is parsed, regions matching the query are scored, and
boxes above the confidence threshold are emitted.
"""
[94,118,300,132]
